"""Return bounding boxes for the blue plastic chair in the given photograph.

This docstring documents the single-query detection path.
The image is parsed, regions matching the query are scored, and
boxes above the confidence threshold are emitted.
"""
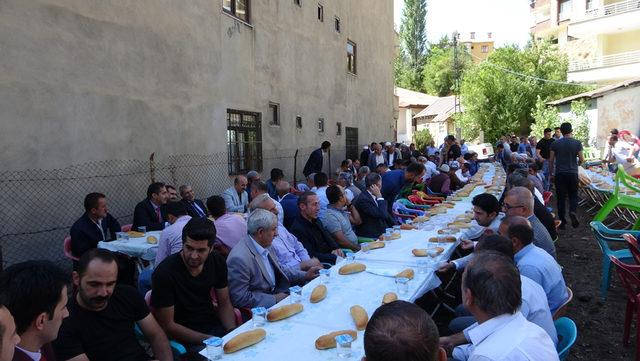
[134,324,187,356]
[555,317,577,360]
[589,221,640,299]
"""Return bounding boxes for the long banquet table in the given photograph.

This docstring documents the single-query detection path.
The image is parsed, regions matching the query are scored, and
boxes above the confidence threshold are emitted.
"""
[200,163,505,360]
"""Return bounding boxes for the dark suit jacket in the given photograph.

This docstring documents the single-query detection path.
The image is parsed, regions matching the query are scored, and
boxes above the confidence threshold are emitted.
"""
[70,213,121,259]
[181,199,208,218]
[132,199,167,231]
[13,343,56,361]
[353,190,394,239]
[289,216,339,265]
[279,193,300,230]
[368,152,384,170]
[303,148,325,177]
[359,150,370,167]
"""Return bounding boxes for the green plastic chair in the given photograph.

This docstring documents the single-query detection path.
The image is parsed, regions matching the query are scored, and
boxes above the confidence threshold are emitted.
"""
[555,317,577,361]
[357,236,376,243]
[593,165,640,230]
[583,147,600,161]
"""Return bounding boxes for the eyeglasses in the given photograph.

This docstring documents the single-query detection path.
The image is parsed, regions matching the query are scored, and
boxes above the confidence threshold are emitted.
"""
[502,203,525,211]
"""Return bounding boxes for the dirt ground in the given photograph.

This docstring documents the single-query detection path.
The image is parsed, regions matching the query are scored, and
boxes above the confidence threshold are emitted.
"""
[554,205,635,361]
[418,202,636,361]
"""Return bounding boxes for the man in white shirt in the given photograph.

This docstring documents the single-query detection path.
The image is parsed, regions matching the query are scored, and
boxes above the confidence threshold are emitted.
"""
[155,202,192,265]
[613,137,640,176]
[446,252,558,361]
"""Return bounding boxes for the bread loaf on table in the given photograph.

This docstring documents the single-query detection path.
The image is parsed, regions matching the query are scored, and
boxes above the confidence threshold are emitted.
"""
[339,262,366,275]
[396,268,414,280]
[400,223,415,230]
[315,330,358,350]
[367,241,385,250]
[382,292,398,304]
[266,303,303,322]
[223,329,266,353]
[350,305,369,330]
[310,284,327,303]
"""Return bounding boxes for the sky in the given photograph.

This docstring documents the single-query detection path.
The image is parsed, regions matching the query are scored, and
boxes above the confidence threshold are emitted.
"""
[393,0,531,47]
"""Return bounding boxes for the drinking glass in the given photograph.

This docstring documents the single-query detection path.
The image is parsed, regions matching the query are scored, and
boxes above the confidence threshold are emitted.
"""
[251,307,267,327]
[203,337,223,360]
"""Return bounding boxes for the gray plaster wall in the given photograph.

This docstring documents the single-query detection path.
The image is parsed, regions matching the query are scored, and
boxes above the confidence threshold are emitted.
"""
[0,0,395,172]
[0,0,395,266]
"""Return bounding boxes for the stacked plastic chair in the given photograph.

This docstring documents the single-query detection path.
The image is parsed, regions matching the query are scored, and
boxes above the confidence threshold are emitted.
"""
[593,165,640,230]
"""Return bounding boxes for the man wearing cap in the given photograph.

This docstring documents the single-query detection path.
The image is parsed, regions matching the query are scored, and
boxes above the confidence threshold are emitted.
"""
[383,143,402,167]
[549,122,584,229]
[448,161,465,191]
[427,164,453,195]
[304,141,331,177]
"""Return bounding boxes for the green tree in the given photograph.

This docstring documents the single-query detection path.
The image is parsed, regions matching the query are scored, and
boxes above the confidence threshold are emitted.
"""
[422,40,473,96]
[413,129,434,153]
[530,96,560,138]
[395,0,428,91]
[457,40,589,142]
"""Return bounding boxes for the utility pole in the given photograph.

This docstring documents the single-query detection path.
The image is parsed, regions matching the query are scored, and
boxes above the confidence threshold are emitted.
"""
[452,31,461,115]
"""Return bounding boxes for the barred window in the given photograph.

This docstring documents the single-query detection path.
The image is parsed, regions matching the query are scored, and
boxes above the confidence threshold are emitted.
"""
[227,109,262,174]
[347,40,356,74]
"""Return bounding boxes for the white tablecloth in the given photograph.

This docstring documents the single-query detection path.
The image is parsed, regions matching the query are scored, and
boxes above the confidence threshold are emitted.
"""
[200,165,505,360]
[98,231,160,261]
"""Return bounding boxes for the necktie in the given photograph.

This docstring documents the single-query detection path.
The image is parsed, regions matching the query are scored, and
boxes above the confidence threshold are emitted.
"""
[155,207,162,223]
[193,202,205,217]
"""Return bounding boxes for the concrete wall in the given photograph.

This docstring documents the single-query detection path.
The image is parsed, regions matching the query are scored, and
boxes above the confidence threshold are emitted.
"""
[596,86,640,145]
[0,0,395,174]
[0,0,395,266]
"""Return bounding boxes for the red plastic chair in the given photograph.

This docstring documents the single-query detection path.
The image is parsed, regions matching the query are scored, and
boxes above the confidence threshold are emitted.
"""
[408,195,439,206]
[210,289,244,327]
[610,255,640,361]
[543,191,553,206]
[121,224,133,232]
[63,236,79,261]
[624,234,640,265]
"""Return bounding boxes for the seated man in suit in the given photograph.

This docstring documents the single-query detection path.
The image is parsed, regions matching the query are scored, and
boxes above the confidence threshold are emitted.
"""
[249,194,322,285]
[0,261,69,361]
[353,173,394,239]
[179,184,208,218]
[227,209,290,309]
[221,176,249,213]
[152,217,237,353]
[290,192,345,265]
[70,192,121,265]
[132,182,169,231]
[276,180,299,229]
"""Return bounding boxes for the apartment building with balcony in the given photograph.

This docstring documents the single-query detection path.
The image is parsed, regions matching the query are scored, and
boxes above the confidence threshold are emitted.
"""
[530,0,640,84]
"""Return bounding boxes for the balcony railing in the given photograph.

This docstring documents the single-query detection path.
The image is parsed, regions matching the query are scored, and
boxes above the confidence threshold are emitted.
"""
[569,49,640,71]
[584,0,640,18]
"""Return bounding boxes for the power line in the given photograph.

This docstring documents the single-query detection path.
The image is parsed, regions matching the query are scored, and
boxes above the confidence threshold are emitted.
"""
[468,52,594,87]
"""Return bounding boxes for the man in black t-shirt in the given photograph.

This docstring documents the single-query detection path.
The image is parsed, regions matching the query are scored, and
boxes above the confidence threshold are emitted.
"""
[536,128,555,191]
[152,217,236,353]
[445,135,461,162]
[549,122,584,229]
[53,249,171,361]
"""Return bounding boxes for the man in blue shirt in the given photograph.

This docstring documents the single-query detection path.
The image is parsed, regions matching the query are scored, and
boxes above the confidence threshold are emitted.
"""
[499,216,568,314]
[381,162,425,211]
